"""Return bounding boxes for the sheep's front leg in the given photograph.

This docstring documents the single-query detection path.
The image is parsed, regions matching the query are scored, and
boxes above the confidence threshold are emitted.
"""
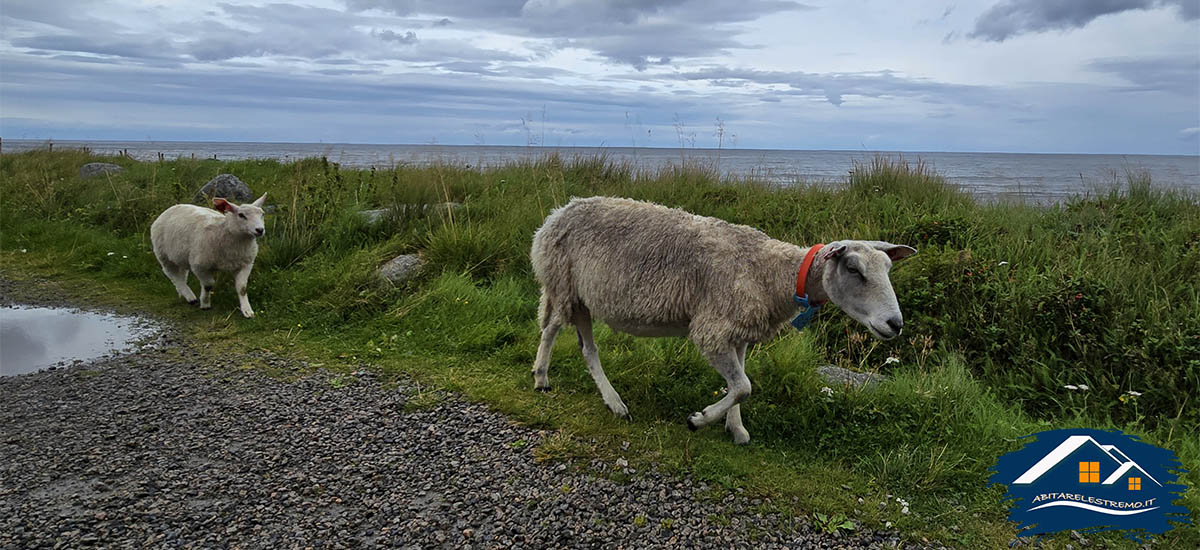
[724,343,751,444]
[194,268,216,310]
[234,264,255,318]
[687,348,751,431]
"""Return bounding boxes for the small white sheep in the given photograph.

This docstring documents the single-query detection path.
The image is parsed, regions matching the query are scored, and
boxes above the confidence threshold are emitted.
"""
[150,194,267,318]
[530,196,916,444]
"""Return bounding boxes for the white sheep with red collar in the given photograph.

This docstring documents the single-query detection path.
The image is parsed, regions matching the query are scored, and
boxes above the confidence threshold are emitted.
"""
[529,196,916,444]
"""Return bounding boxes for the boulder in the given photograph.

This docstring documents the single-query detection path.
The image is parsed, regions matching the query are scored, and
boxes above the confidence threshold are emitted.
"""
[79,163,124,179]
[379,254,425,284]
[817,365,887,389]
[194,174,253,204]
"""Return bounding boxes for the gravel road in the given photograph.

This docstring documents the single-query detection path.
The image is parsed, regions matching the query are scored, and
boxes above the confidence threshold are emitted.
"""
[0,278,918,549]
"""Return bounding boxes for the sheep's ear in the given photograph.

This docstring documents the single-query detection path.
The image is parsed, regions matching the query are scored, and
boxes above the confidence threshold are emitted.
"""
[867,241,917,262]
[213,197,237,214]
[252,193,267,207]
[820,243,847,261]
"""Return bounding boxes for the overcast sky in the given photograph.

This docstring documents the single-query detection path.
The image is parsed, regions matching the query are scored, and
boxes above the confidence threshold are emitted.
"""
[2,0,1198,154]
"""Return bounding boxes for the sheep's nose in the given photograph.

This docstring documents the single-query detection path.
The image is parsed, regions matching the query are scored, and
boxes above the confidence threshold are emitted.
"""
[255,227,265,236]
[886,316,903,335]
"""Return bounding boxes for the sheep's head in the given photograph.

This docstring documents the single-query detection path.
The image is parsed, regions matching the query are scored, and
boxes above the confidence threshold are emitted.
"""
[818,240,916,340]
[213,193,267,238]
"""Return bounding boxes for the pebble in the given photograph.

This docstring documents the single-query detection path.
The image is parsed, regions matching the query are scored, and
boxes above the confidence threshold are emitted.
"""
[0,277,937,549]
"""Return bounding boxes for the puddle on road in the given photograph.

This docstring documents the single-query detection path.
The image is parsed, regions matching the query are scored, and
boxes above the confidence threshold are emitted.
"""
[0,306,160,376]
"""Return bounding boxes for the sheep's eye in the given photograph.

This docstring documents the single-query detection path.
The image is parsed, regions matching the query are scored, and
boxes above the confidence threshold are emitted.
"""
[846,265,860,276]
[238,213,246,219]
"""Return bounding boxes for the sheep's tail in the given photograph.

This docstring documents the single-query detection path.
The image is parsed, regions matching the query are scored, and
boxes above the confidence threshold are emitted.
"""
[531,200,578,329]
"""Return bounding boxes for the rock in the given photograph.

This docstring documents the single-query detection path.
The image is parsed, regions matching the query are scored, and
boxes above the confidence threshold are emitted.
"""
[817,365,887,388]
[194,174,253,204]
[78,163,124,179]
[379,254,425,283]
[358,203,462,224]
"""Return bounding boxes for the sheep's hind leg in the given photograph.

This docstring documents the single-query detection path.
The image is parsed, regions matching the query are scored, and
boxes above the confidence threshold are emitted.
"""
[532,313,562,391]
[724,343,751,444]
[194,268,216,310]
[687,348,750,432]
[574,312,629,419]
[161,262,197,305]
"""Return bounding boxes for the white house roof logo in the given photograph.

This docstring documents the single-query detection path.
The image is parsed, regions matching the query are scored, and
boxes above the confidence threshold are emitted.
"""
[989,429,1190,541]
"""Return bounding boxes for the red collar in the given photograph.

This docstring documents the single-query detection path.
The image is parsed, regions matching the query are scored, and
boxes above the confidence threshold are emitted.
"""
[795,243,825,306]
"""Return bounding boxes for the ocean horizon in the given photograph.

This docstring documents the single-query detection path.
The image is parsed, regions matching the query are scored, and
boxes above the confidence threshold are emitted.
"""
[4,138,1198,204]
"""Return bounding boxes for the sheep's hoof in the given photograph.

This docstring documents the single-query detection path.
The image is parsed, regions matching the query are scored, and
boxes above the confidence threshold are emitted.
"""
[534,385,552,392]
[686,413,702,431]
[187,299,198,306]
[199,305,211,310]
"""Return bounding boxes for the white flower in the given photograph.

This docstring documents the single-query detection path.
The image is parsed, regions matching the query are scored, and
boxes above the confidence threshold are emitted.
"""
[1078,384,1089,391]
[1126,390,1142,397]
[998,261,1009,266]
[1064,385,1078,391]
[106,252,115,256]
[820,386,834,396]
[901,506,910,515]
[885,357,900,365]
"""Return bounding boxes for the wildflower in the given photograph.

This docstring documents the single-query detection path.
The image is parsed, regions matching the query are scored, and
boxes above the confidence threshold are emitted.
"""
[885,357,900,365]
[1075,293,1083,299]
[1064,385,1079,391]
[1126,390,1142,397]
[998,261,1009,266]
[106,252,115,256]
[1078,384,1089,391]
[20,248,27,253]
[820,386,834,396]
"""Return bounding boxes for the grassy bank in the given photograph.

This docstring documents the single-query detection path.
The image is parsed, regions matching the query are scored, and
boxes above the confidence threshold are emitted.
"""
[2,149,1196,548]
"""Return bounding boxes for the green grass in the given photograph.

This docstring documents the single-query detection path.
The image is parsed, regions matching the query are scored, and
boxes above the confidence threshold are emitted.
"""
[1,148,1197,548]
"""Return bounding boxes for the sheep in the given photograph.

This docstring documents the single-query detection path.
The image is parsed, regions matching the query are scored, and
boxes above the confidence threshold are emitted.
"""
[530,196,916,444]
[150,194,267,318]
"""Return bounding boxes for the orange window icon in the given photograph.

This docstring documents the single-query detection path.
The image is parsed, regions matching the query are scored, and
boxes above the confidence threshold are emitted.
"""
[1078,461,1100,483]
[1129,477,1141,490]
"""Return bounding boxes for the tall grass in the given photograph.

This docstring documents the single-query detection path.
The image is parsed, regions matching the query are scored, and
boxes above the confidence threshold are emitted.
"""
[2,148,1196,548]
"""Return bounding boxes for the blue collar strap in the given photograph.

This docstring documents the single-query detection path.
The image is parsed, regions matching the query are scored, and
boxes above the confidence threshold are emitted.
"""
[791,293,821,332]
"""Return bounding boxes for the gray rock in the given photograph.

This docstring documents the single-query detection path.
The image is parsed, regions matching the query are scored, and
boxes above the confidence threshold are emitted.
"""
[379,254,425,283]
[78,163,124,179]
[194,174,253,204]
[359,202,462,224]
[817,365,888,388]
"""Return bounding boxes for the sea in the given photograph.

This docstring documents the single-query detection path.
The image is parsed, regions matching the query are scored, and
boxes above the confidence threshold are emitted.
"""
[3,139,1197,204]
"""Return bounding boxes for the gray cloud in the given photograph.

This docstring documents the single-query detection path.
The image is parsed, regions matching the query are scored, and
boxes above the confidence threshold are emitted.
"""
[374,29,419,44]
[658,66,1004,108]
[1088,55,1200,95]
[970,0,1199,41]
[341,0,814,68]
